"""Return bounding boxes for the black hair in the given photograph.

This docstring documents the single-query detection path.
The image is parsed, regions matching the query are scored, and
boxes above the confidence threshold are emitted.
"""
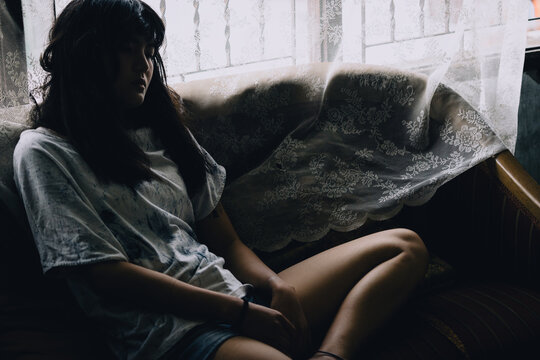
[31,0,207,195]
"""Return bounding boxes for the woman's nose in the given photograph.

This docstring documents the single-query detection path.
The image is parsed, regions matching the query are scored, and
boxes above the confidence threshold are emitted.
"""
[134,51,150,72]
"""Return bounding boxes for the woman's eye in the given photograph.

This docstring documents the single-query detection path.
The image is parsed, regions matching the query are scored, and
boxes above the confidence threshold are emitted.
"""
[145,47,156,58]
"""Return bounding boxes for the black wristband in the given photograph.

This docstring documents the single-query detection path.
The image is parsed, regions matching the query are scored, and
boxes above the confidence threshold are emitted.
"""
[233,297,249,331]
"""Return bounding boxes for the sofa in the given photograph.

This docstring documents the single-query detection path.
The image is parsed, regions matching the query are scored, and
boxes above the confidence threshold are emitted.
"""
[1,63,539,359]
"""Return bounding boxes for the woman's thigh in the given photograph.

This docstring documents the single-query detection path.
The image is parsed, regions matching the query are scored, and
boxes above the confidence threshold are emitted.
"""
[212,336,291,360]
[277,228,427,332]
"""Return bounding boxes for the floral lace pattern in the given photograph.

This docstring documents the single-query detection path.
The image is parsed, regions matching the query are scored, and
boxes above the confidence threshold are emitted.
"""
[0,2,28,108]
[184,65,506,251]
[1,0,527,254]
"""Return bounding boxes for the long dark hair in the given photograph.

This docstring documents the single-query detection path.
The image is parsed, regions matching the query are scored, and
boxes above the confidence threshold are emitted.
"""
[31,0,207,195]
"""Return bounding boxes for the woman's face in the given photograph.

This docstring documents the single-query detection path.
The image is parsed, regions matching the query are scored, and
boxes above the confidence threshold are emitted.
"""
[111,36,155,109]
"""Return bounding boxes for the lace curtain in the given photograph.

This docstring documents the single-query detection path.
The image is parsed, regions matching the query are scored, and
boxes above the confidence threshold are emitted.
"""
[9,0,529,149]
[0,0,531,250]
[0,1,27,113]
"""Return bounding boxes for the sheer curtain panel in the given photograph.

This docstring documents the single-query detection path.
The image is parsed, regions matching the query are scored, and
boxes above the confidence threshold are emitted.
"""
[0,0,530,249]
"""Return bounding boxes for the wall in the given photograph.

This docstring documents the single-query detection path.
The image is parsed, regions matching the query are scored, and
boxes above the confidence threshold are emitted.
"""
[515,53,540,183]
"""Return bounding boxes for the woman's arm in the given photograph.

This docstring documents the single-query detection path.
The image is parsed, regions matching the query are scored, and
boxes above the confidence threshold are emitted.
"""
[195,202,311,356]
[78,260,296,354]
[195,202,280,291]
[81,260,242,321]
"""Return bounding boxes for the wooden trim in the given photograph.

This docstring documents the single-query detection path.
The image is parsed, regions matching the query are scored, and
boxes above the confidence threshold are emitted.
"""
[492,150,540,223]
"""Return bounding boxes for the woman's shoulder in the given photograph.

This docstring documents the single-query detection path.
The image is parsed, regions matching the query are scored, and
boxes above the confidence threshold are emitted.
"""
[14,127,76,165]
[17,127,68,145]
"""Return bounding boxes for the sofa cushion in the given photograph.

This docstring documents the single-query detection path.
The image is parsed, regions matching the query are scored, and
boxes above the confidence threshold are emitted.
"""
[363,282,540,359]
[174,65,326,184]
[0,196,114,360]
[0,113,29,223]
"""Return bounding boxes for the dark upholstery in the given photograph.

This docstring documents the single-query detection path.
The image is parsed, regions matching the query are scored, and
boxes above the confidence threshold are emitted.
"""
[418,158,540,286]
[1,64,539,359]
[364,282,540,360]
[3,144,537,360]
[0,201,113,360]
[254,155,540,359]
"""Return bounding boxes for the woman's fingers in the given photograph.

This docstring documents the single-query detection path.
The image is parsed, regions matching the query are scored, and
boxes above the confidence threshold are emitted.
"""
[269,283,313,356]
[241,303,296,355]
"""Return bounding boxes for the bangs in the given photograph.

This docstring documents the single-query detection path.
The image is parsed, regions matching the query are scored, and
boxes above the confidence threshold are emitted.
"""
[138,3,165,47]
[109,1,165,48]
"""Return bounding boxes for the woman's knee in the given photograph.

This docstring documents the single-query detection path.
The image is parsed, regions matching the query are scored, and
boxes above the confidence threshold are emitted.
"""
[385,228,429,269]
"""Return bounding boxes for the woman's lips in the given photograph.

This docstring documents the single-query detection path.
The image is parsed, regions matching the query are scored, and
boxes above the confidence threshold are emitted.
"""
[133,79,146,90]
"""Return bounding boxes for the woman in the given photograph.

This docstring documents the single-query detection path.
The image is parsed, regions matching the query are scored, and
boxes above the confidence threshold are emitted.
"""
[13,1,428,359]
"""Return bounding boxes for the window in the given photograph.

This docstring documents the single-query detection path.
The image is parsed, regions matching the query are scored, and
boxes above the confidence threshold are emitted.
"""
[52,0,535,81]
[527,0,540,50]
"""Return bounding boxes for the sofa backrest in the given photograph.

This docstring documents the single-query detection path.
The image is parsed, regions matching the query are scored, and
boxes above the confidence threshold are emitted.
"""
[0,105,30,224]
[172,63,330,182]
[172,62,428,184]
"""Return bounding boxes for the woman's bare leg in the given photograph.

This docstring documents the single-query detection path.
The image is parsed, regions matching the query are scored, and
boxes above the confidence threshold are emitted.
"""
[278,228,428,359]
[213,336,291,360]
[213,228,427,360]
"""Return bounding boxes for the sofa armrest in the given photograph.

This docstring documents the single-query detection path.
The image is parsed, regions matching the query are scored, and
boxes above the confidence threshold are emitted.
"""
[484,150,540,284]
[492,150,540,222]
[418,150,540,286]
[257,149,540,286]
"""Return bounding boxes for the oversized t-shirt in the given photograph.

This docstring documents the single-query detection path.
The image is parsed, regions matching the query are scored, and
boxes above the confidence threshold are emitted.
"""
[13,127,250,360]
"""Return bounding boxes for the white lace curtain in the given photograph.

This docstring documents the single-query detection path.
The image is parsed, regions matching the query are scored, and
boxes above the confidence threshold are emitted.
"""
[2,0,528,151]
[0,0,531,250]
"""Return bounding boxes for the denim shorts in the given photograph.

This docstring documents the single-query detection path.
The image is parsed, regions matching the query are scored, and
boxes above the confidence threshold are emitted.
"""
[163,290,271,360]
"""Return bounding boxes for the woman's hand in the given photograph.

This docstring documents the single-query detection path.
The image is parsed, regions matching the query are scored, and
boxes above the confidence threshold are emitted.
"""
[267,276,312,358]
[196,203,311,355]
[240,302,297,356]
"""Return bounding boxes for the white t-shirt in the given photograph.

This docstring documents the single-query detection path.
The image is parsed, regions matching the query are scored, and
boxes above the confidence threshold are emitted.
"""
[13,127,249,360]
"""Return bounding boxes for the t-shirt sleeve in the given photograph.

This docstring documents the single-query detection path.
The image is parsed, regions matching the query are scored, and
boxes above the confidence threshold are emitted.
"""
[189,138,226,221]
[13,134,128,274]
